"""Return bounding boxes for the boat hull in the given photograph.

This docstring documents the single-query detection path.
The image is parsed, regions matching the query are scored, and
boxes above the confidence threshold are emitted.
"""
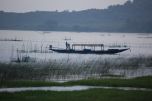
[50,48,129,54]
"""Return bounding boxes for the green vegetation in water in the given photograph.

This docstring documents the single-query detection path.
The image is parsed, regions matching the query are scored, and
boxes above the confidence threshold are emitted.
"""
[0,56,152,82]
[1,76,152,89]
[0,88,152,101]
[65,76,152,88]
[0,56,152,89]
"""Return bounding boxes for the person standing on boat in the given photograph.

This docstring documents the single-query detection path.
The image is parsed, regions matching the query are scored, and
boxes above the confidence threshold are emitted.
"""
[66,41,70,50]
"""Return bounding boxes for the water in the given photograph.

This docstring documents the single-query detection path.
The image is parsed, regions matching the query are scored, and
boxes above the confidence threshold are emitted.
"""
[0,30,152,80]
[0,86,151,93]
[110,68,152,78]
[0,30,152,62]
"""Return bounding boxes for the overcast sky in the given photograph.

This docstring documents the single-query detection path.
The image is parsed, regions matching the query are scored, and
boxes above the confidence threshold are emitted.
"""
[0,0,129,12]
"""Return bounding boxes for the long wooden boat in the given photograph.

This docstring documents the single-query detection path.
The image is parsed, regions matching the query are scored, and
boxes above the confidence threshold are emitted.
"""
[50,48,129,54]
[49,43,129,54]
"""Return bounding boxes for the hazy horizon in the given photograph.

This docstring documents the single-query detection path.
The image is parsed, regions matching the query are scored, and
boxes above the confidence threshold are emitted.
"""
[0,0,129,13]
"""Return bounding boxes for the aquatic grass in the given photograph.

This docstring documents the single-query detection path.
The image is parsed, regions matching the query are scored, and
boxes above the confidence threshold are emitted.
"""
[0,80,62,88]
[0,76,152,89]
[64,76,152,88]
[0,56,152,83]
[0,88,152,101]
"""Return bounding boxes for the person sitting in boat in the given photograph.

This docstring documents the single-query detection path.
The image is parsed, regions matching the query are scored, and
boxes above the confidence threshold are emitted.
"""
[66,41,70,50]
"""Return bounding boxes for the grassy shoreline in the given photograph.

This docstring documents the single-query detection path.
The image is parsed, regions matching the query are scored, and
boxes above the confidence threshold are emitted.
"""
[0,76,152,89]
[0,59,152,101]
[0,88,152,101]
[0,76,152,101]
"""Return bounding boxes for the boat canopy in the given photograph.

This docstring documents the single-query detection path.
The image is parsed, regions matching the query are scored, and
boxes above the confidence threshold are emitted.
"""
[72,44,104,50]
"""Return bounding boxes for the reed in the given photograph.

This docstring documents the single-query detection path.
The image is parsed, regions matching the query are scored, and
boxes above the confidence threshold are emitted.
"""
[0,56,152,82]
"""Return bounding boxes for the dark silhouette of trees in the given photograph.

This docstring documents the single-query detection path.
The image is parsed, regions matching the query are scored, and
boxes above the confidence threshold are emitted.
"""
[0,0,152,33]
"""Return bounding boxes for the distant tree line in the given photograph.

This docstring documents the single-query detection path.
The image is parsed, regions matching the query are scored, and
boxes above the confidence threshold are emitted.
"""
[0,0,152,33]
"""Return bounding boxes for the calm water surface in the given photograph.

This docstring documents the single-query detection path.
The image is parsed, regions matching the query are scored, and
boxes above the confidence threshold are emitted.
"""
[0,30,152,62]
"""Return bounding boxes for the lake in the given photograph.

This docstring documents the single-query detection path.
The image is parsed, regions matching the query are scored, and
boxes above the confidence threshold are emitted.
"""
[0,30,152,62]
